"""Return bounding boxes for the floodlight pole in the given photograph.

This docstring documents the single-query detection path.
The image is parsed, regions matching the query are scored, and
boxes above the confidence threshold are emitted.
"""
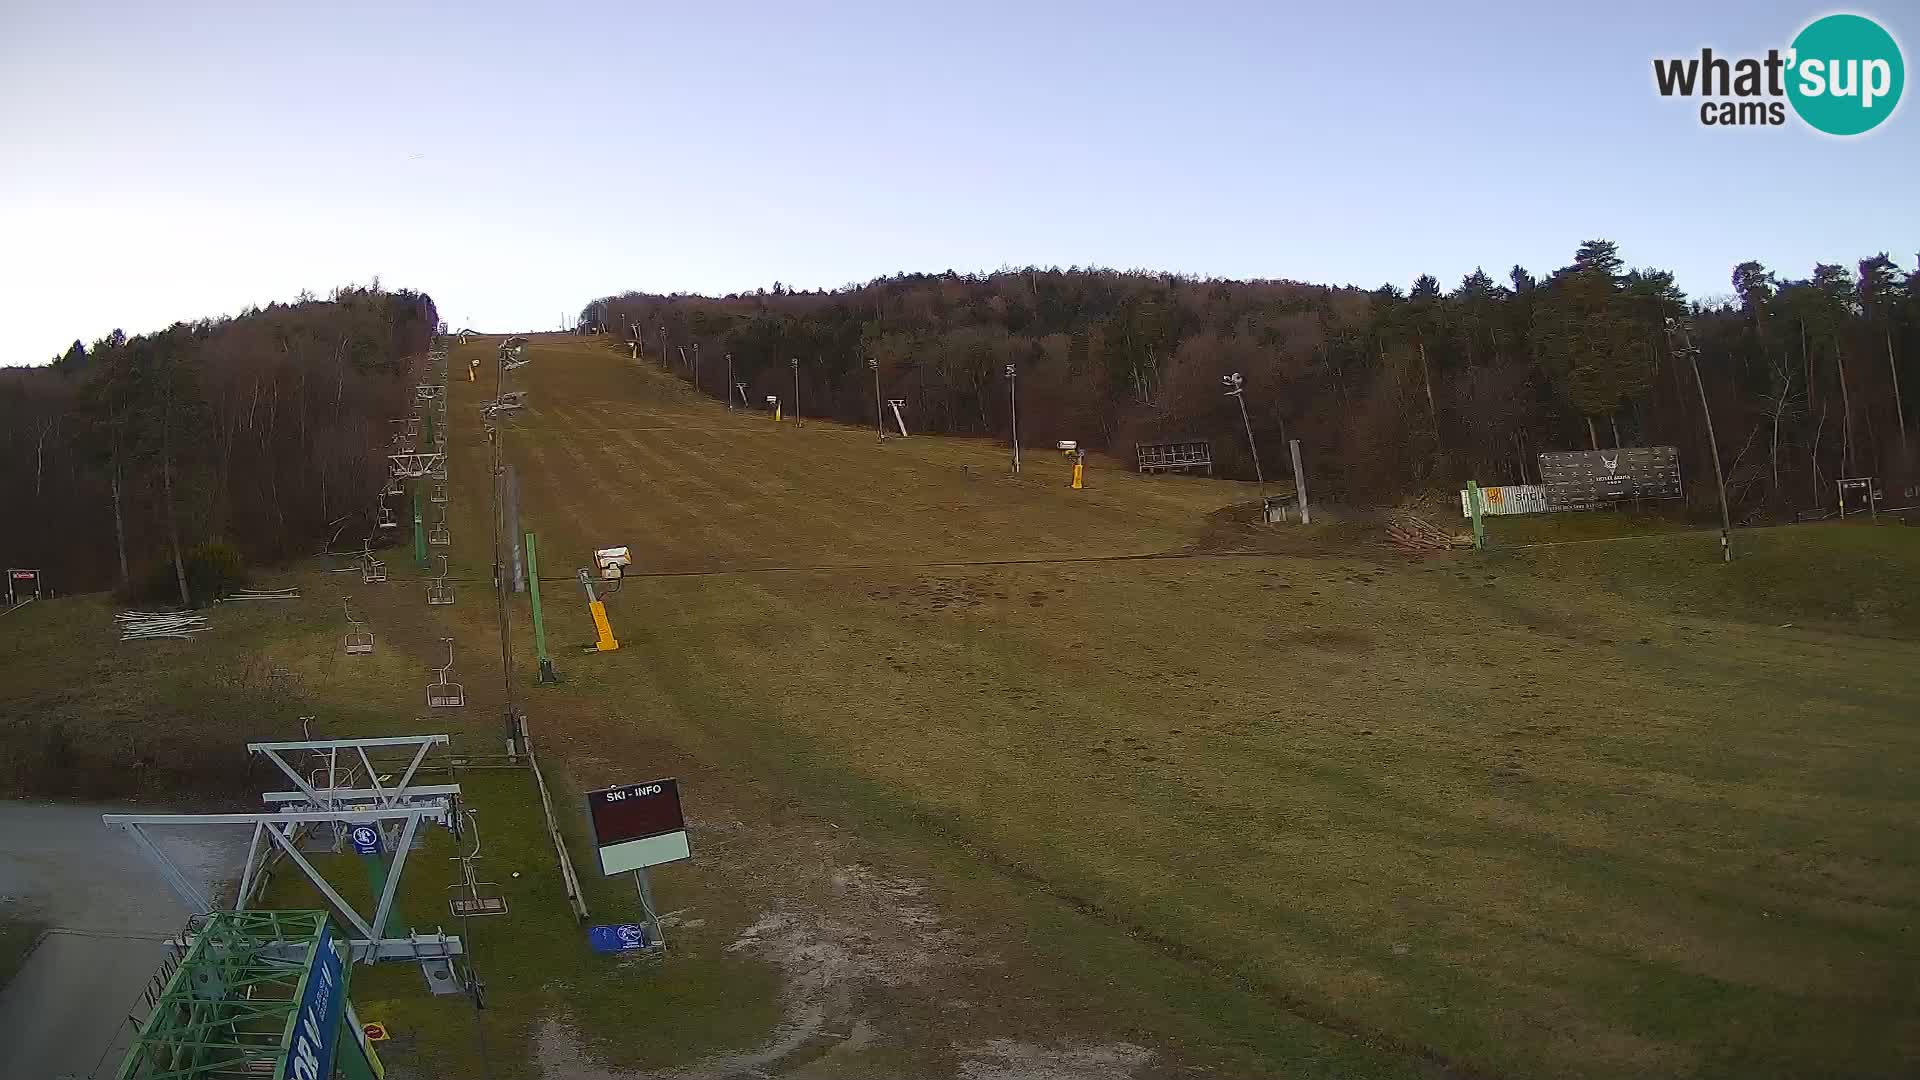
[870,358,884,440]
[1667,319,1732,562]
[1222,372,1265,492]
[1005,363,1021,473]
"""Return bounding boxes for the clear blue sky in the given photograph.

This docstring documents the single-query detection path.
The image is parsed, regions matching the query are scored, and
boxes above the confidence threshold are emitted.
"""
[2,1,1914,363]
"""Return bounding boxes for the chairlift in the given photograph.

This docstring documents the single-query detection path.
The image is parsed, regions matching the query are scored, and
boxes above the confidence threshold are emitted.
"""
[446,809,508,917]
[429,519,450,546]
[431,483,449,504]
[375,501,399,530]
[343,599,374,655]
[427,638,465,708]
[383,477,403,498]
[428,557,454,606]
[360,542,388,585]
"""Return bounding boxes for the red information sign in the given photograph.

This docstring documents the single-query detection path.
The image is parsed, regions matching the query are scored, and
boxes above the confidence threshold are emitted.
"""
[585,779,691,875]
[587,779,685,847]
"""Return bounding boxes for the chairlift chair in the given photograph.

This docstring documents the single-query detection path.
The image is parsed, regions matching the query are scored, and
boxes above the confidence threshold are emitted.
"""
[431,458,449,481]
[375,500,399,530]
[360,542,388,584]
[427,557,454,606]
[427,638,465,708]
[446,810,508,917]
[383,476,403,497]
[431,483,449,504]
[429,519,450,546]
[343,599,375,655]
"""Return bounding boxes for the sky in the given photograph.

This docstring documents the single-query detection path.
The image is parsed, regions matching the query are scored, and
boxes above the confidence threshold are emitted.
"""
[2,0,1915,365]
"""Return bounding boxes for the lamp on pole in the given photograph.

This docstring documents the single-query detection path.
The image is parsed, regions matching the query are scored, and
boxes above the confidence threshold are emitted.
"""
[1221,372,1264,491]
[726,353,736,409]
[870,358,884,440]
[692,343,701,394]
[1665,317,1732,562]
[1005,363,1021,474]
[790,357,800,422]
[657,326,667,371]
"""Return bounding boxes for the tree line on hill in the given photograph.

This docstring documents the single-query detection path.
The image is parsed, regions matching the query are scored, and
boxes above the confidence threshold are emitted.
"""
[0,285,438,599]
[586,242,1917,516]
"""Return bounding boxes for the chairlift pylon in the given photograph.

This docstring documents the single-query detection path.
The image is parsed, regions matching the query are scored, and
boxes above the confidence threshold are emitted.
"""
[343,598,374,655]
[427,638,465,708]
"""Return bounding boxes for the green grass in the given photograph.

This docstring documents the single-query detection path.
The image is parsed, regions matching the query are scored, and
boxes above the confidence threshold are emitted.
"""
[1489,514,1920,637]
[4,333,1917,1079]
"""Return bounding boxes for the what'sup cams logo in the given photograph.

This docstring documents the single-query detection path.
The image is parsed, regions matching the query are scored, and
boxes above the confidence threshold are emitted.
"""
[1654,13,1904,134]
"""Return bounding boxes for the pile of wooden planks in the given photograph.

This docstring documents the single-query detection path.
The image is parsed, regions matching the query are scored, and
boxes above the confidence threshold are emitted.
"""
[1387,513,1470,553]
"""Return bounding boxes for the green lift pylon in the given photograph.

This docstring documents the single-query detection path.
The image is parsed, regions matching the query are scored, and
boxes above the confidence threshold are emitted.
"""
[413,490,427,571]
[527,530,560,685]
[115,909,382,1080]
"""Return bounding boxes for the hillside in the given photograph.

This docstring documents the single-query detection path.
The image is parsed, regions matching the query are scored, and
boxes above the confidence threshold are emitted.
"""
[5,333,1917,1080]
[589,250,1920,518]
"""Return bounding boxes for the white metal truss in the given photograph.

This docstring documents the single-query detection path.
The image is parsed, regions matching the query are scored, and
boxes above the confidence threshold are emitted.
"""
[102,804,464,967]
[247,734,452,815]
[390,451,446,479]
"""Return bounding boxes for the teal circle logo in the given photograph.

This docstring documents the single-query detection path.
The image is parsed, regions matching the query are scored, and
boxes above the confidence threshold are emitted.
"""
[1787,14,1904,135]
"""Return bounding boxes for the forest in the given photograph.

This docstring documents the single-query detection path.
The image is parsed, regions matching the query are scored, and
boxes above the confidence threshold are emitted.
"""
[588,241,1916,516]
[0,285,438,599]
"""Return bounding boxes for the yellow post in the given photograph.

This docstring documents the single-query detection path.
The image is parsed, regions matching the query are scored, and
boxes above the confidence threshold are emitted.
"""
[589,600,619,652]
[1072,455,1084,490]
[774,401,782,422]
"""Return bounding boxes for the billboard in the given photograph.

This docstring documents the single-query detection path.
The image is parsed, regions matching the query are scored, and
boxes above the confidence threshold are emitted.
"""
[1537,447,1682,511]
[284,923,345,1080]
[586,779,691,876]
[6,568,41,606]
[1459,484,1548,518]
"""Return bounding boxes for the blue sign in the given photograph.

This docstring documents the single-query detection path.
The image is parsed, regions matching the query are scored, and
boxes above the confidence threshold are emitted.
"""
[349,825,382,856]
[588,923,652,954]
[285,923,345,1080]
